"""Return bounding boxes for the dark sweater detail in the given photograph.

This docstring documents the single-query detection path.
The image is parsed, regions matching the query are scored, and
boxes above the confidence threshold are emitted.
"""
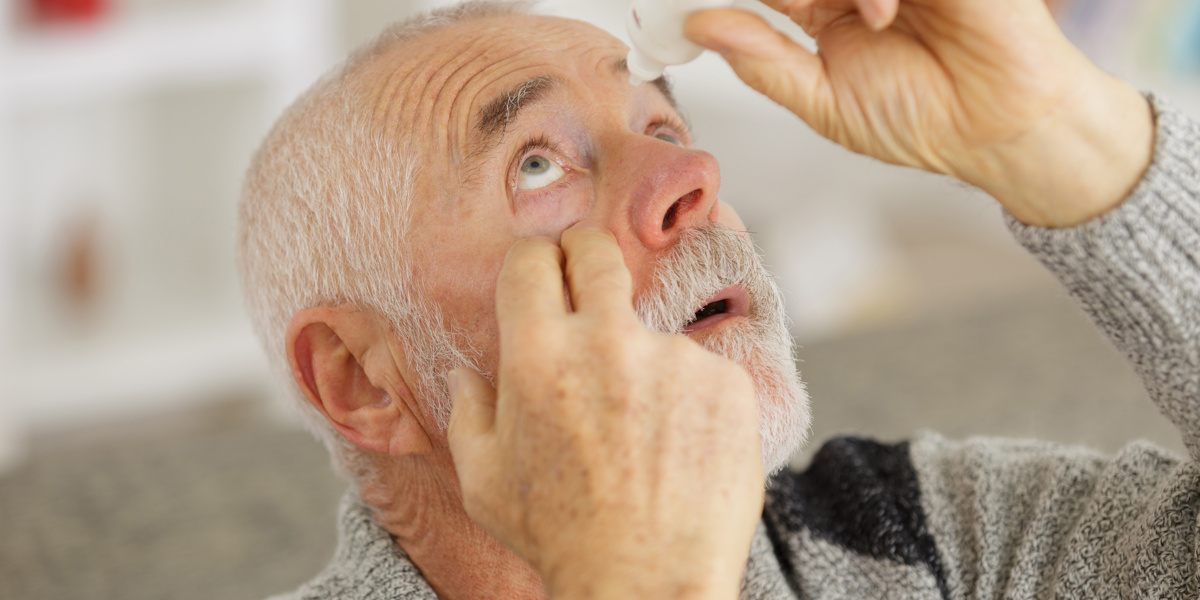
[271,94,1200,599]
[767,438,949,599]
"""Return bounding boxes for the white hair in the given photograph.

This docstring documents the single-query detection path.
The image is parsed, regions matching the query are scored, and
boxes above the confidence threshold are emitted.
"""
[237,0,532,482]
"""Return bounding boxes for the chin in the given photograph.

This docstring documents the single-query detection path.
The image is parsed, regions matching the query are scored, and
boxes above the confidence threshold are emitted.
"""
[700,318,811,477]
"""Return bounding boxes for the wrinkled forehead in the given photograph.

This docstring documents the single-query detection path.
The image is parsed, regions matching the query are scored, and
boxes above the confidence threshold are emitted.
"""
[355,14,629,162]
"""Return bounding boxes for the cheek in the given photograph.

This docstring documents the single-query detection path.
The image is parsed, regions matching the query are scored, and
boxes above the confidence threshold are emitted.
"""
[512,178,592,237]
[426,258,503,374]
[411,230,506,375]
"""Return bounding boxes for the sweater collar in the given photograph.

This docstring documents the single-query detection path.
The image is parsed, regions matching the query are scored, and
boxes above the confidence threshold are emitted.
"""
[331,491,794,600]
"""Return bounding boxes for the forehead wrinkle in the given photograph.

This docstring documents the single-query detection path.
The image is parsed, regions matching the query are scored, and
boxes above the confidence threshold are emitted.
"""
[372,44,447,131]
[445,37,609,159]
[427,45,505,163]
[364,30,509,161]
[357,46,461,155]
[363,17,638,187]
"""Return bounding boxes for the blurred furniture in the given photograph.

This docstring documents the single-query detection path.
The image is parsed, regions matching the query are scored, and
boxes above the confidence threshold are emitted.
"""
[0,0,337,468]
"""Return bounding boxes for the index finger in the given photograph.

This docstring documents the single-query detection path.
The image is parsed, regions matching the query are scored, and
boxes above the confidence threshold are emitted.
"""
[496,237,568,337]
[561,227,634,316]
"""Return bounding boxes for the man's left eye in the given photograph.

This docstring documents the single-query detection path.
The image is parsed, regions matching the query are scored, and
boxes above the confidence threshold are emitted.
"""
[517,154,566,190]
[655,133,682,146]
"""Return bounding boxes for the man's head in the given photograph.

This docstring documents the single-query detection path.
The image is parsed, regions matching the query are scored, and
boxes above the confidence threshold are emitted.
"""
[238,0,809,485]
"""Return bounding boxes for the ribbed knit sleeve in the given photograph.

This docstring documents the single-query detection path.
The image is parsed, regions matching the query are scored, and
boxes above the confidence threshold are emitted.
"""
[1006,95,1200,464]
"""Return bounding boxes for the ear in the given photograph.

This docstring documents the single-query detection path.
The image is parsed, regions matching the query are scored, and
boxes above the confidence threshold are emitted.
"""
[286,306,432,456]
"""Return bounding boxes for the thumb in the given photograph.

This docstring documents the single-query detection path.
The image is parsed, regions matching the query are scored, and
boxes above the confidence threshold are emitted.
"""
[685,8,829,127]
[446,367,498,464]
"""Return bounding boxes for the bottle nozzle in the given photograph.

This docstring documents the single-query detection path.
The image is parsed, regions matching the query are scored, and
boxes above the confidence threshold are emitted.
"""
[626,47,666,84]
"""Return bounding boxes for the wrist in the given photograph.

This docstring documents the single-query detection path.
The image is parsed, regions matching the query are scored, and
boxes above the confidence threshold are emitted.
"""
[961,70,1155,228]
[545,550,743,600]
[551,579,735,600]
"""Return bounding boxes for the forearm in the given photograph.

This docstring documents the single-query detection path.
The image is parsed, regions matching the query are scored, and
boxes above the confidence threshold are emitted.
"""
[1007,94,1200,461]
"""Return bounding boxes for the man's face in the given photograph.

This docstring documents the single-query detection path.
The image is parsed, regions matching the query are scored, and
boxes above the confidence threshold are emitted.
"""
[361,14,808,470]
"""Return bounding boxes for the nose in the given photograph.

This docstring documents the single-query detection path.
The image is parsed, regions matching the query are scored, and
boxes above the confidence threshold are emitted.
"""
[616,139,721,250]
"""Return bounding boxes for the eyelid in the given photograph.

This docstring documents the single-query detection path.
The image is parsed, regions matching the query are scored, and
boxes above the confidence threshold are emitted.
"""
[509,135,572,193]
[514,135,557,162]
[650,116,692,144]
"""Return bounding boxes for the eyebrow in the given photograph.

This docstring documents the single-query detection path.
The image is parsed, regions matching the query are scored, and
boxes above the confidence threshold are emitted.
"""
[473,76,561,152]
[469,60,681,154]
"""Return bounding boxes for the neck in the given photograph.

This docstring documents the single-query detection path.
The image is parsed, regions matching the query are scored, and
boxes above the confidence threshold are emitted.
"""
[358,451,547,600]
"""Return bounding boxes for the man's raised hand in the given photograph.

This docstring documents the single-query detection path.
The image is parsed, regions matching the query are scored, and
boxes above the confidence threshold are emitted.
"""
[447,226,764,600]
[685,0,1155,227]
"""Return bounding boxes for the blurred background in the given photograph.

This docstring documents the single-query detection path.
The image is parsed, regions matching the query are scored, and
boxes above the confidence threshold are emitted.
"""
[0,0,1197,598]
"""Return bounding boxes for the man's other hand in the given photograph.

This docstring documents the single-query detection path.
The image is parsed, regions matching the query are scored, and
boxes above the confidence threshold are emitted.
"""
[685,0,1155,228]
[447,226,764,600]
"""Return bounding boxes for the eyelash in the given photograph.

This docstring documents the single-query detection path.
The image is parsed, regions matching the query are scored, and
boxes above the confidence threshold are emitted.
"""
[513,135,557,168]
[651,116,690,142]
[510,135,562,191]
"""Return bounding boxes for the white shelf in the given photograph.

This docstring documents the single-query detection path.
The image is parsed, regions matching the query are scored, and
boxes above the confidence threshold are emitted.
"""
[0,0,337,466]
[1,0,337,108]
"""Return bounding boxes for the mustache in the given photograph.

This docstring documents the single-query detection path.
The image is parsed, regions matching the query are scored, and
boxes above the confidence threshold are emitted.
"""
[635,224,783,336]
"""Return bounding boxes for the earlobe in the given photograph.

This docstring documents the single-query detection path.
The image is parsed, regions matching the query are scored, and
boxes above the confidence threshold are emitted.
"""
[286,306,433,457]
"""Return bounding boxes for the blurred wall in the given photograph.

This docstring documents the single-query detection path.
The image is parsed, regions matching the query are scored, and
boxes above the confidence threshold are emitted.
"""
[0,0,340,466]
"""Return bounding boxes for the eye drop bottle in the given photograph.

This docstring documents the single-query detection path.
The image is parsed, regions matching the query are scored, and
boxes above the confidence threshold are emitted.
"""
[625,0,736,84]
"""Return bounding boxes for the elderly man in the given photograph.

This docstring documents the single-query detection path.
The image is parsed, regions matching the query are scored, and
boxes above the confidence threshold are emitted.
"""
[239,0,1199,598]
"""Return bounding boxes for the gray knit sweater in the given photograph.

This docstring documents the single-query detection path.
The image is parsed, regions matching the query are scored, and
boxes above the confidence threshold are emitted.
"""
[270,95,1200,599]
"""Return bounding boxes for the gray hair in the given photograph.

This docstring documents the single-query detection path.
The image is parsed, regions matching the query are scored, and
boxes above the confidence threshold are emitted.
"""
[237,0,532,482]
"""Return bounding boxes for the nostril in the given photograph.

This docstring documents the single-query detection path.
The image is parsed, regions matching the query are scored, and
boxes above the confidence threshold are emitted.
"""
[662,189,702,231]
[662,202,679,231]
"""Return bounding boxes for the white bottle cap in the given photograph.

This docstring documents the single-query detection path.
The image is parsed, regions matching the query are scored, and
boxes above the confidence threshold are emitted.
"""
[626,47,666,84]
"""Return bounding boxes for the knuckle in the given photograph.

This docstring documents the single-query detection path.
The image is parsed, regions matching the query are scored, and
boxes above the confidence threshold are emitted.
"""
[596,262,633,291]
[568,251,627,288]
[584,316,641,360]
[511,316,559,348]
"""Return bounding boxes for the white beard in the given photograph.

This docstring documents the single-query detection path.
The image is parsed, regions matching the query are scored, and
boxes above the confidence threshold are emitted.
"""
[634,224,811,476]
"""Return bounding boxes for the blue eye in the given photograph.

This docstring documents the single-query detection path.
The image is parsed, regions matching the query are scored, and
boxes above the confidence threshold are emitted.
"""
[655,132,682,146]
[517,154,566,190]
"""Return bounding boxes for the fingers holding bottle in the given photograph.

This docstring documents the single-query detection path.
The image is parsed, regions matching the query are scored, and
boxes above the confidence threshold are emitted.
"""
[684,8,831,132]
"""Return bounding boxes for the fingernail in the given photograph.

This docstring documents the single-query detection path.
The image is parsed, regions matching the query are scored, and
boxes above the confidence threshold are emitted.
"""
[569,221,605,232]
[446,369,462,397]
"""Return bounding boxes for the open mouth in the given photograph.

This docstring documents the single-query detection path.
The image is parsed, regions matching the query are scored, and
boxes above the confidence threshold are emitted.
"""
[683,285,750,334]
